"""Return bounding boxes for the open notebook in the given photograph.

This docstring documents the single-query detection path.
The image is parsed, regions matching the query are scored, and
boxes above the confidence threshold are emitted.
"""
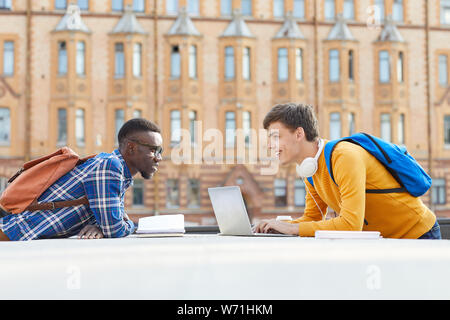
[136,214,185,237]
[315,230,382,239]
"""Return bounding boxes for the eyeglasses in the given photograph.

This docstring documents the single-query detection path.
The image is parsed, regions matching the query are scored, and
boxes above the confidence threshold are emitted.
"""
[127,138,163,157]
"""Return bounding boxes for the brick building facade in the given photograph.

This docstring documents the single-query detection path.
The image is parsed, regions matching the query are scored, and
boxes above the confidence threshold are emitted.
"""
[0,0,450,225]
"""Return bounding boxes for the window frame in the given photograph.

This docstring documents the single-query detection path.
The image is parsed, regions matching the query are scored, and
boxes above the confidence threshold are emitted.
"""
[2,40,14,76]
[0,107,11,146]
[432,178,446,205]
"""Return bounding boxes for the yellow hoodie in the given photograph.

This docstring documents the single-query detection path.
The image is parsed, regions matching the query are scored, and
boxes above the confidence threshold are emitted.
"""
[291,140,436,239]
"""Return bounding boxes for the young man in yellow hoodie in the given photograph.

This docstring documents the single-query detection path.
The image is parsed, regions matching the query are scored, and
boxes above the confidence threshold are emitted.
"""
[254,103,441,239]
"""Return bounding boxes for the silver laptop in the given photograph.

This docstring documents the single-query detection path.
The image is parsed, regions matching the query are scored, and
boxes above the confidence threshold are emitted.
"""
[208,186,295,237]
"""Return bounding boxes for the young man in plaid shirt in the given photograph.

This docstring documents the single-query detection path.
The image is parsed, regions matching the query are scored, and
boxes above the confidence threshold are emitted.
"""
[0,118,163,241]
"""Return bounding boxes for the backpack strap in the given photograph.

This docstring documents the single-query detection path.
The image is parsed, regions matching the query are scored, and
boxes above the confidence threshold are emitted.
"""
[25,197,90,212]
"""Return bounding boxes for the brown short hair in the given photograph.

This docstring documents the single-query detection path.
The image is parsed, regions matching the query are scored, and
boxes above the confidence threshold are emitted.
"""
[263,103,319,142]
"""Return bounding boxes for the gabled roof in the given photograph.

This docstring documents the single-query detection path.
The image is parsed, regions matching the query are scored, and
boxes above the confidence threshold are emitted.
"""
[376,15,405,42]
[111,5,147,34]
[167,7,201,37]
[274,11,305,39]
[221,9,254,38]
[54,4,90,33]
[326,14,356,41]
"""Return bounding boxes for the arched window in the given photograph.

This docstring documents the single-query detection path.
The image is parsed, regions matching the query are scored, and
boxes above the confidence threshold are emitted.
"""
[379,50,390,83]
[76,41,85,76]
[170,45,181,79]
[277,48,288,82]
[225,111,236,147]
[114,42,125,78]
[58,41,68,75]
[380,113,391,142]
[225,46,235,80]
[329,49,340,82]
[133,43,142,77]
[170,110,181,145]
[329,112,341,140]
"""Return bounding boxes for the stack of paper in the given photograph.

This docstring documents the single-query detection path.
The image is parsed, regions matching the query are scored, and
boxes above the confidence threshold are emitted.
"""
[136,214,185,237]
[315,230,381,239]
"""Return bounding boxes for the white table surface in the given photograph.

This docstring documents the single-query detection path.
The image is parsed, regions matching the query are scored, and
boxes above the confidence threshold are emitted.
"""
[1,234,450,299]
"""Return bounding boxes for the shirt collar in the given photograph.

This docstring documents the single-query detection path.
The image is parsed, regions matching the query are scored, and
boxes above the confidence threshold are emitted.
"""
[113,149,133,181]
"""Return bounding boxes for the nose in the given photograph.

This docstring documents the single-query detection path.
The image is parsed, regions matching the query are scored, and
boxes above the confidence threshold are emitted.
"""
[154,153,162,162]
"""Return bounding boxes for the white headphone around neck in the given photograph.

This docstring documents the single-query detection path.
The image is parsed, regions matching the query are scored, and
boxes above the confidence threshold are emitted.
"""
[296,139,324,178]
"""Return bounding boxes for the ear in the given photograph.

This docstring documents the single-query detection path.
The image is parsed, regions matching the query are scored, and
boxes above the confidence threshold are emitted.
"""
[125,141,137,155]
[295,127,305,141]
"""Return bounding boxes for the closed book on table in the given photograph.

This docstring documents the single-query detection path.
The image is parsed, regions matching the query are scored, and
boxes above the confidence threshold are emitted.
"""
[136,214,185,237]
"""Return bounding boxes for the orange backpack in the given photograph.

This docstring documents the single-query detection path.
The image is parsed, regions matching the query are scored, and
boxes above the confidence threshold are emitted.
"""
[0,147,95,214]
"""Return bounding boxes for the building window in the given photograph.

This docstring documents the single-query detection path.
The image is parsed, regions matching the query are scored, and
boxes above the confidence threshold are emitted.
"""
[241,0,252,16]
[132,179,144,206]
[392,0,403,22]
[57,108,67,145]
[112,0,123,11]
[398,113,405,145]
[0,107,10,145]
[442,0,450,25]
[187,179,201,208]
[444,115,450,145]
[324,0,335,20]
[166,179,180,208]
[133,0,145,12]
[343,0,355,20]
[133,43,142,77]
[375,0,385,21]
[189,110,197,144]
[225,46,235,80]
[243,111,251,145]
[221,0,232,16]
[0,0,11,10]
[78,0,89,10]
[225,111,236,147]
[75,108,85,146]
[379,50,390,83]
[55,0,67,10]
[187,0,199,15]
[170,110,181,146]
[274,179,287,207]
[397,51,404,83]
[58,41,67,76]
[133,109,142,118]
[274,0,285,18]
[167,0,178,14]
[349,112,355,135]
[380,113,391,142]
[296,48,303,81]
[115,109,125,146]
[294,179,306,206]
[76,41,85,76]
[277,47,288,82]
[242,47,251,80]
[329,112,341,140]
[189,45,197,79]
[329,49,340,82]
[439,54,448,86]
[293,0,305,19]
[348,49,354,81]
[170,45,181,79]
[115,43,125,78]
[0,177,7,194]
[432,178,446,205]
[3,41,14,76]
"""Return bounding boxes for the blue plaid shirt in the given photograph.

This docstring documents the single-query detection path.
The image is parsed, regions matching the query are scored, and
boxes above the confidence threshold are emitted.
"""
[0,150,135,241]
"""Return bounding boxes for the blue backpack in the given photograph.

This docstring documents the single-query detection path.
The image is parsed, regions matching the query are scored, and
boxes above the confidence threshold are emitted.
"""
[306,133,432,197]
